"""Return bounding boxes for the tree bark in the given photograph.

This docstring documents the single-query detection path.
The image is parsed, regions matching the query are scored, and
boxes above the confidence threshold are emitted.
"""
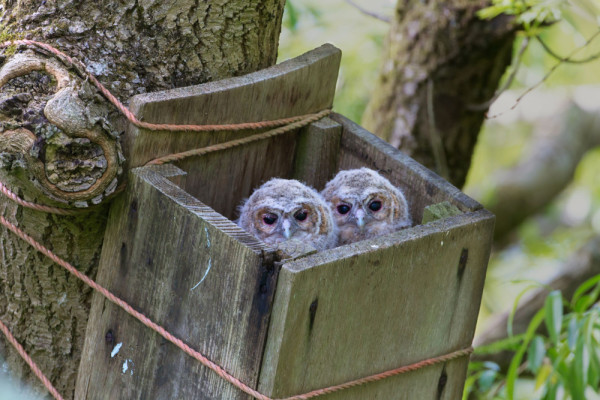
[0,1,285,398]
[362,0,517,188]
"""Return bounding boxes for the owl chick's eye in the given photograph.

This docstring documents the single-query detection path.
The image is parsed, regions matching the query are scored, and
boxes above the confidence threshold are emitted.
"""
[262,213,278,225]
[337,204,351,215]
[294,210,308,221]
[368,200,382,212]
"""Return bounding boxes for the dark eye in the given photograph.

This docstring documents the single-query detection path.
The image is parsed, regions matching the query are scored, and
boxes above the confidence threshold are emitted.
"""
[263,214,278,225]
[294,210,308,221]
[337,204,351,215]
[368,200,382,212]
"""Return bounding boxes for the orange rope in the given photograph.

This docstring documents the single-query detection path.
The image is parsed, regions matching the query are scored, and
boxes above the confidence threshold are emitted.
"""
[1,40,326,132]
[0,180,81,215]
[146,109,331,165]
[0,318,64,400]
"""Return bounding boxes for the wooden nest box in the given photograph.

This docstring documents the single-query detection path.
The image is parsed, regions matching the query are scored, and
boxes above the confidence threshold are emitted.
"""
[75,44,495,399]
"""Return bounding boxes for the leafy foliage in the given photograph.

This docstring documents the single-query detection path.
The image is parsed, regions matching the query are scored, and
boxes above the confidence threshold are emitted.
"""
[478,0,564,33]
[466,276,600,399]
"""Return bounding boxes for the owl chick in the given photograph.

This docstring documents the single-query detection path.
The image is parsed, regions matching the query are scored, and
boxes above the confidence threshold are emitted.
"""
[238,178,337,251]
[321,168,411,245]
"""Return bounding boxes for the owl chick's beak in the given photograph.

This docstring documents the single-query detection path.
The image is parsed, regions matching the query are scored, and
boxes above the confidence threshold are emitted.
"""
[282,219,292,239]
[355,208,366,229]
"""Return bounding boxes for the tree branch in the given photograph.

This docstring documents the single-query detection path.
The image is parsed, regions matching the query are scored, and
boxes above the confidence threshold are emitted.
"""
[344,0,391,23]
[536,35,600,64]
[482,101,600,243]
[488,29,600,119]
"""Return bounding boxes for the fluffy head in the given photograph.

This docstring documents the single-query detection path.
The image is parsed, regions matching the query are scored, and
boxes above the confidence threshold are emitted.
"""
[321,168,411,245]
[237,178,337,251]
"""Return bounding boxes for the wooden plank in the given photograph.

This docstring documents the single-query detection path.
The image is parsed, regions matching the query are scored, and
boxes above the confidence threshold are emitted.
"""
[124,44,342,168]
[291,117,342,190]
[75,164,277,400]
[258,210,495,399]
[178,130,299,221]
[330,113,482,224]
[123,45,341,221]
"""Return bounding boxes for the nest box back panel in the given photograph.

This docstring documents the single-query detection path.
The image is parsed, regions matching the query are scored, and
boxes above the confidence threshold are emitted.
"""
[124,44,341,221]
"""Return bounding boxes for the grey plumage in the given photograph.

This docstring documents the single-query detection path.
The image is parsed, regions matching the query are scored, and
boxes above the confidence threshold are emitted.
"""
[238,178,338,251]
[321,168,411,245]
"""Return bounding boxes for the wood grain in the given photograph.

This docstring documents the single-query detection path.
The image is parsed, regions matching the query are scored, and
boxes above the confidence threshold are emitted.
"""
[331,113,482,224]
[124,45,341,221]
[259,210,495,399]
[291,117,342,190]
[75,165,275,399]
[124,43,342,168]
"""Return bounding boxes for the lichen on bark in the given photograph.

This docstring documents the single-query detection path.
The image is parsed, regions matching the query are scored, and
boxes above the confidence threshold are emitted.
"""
[363,0,517,188]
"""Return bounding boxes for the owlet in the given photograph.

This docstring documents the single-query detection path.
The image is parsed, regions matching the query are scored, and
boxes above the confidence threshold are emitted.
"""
[238,178,337,251]
[321,168,411,245]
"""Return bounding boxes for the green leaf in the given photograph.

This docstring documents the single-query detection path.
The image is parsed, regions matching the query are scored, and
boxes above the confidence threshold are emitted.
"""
[508,284,542,336]
[507,309,546,400]
[474,334,524,355]
[572,274,600,312]
[483,361,501,372]
[568,316,579,350]
[528,335,546,373]
[542,381,559,400]
[535,364,552,391]
[571,274,600,312]
[571,337,590,400]
[462,372,479,400]
[588,357,600,394]
[284,1,298,32]
[478,369,498,392]
[545,290,563,345]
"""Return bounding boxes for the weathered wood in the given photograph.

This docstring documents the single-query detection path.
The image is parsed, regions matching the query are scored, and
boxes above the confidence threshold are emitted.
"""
[291,117,342,190]
[76,45,495,400]
[125,43,341,166]
[125,44,341,221]
[258,210,495,399]
[75,164,275,399]
[331,113,482,224]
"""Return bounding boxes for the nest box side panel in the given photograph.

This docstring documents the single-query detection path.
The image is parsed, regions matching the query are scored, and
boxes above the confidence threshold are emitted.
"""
[76,165,275,400]
[258,210,495,399]
[331,113,482,224]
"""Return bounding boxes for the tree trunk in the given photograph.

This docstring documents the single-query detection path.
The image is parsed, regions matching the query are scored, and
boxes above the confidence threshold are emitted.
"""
[0,1,285,398]
[362,0,517,188]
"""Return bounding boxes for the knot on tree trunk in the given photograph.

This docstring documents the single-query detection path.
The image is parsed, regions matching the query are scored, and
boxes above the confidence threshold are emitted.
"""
[0,49,123,207]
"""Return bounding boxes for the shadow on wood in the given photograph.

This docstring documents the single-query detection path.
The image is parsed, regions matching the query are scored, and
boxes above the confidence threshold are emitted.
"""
[76,44,495,400]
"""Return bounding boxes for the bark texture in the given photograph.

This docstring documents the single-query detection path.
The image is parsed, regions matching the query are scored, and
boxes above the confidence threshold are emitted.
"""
[0,0,285,397]
[362,0,517,187]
